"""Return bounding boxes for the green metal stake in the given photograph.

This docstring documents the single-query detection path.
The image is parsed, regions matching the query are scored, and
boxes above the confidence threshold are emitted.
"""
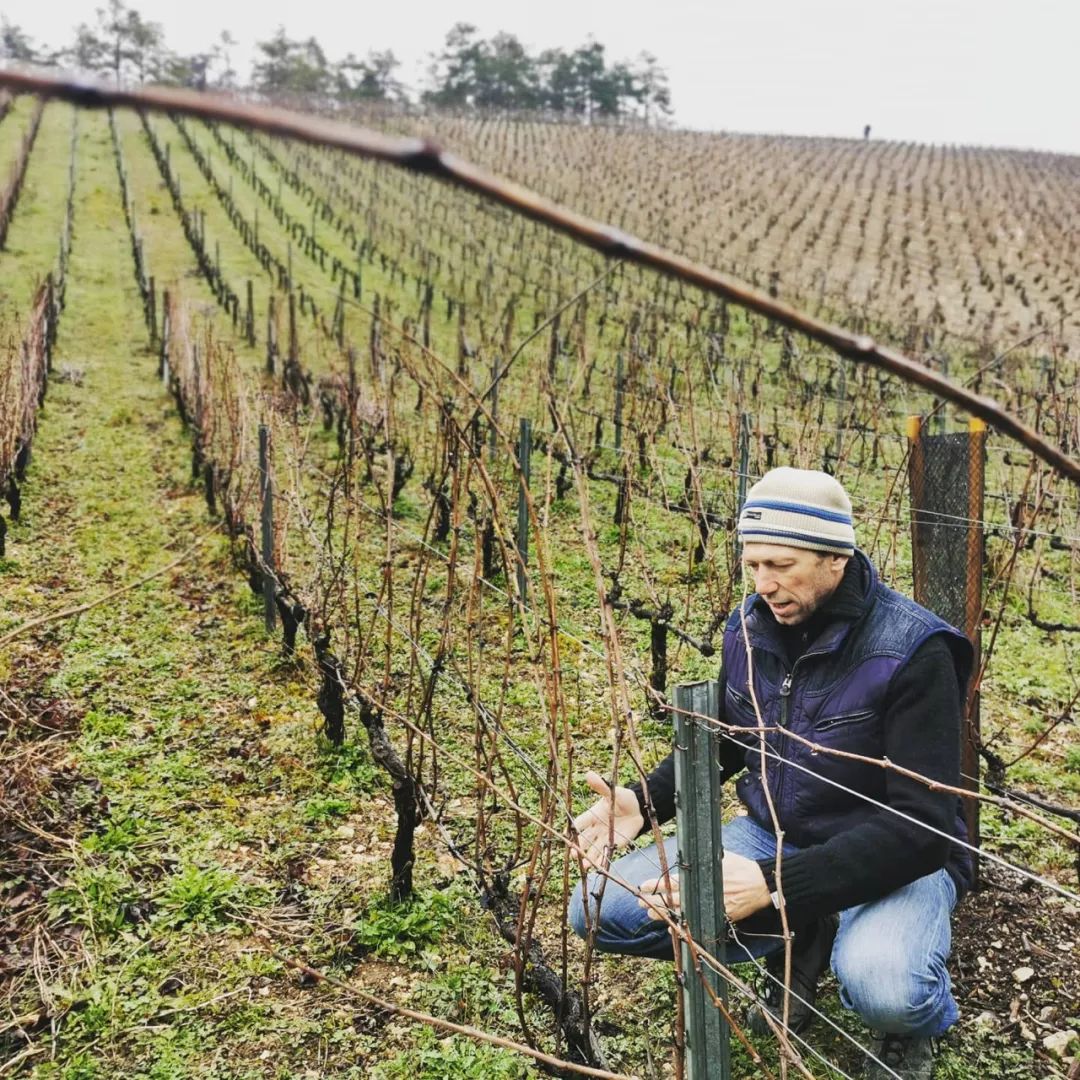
[259,424,276,634]
[516,418,532,607]
[488,351,499,463]
[735,412,752,585]
[614,351,625,454]
[673,680,730,1080]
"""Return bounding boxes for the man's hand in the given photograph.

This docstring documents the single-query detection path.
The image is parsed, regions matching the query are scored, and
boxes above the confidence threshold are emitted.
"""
[571,770,644,870]
[639,873,680,920]
[638,851,773,923]
[722,851,772,921]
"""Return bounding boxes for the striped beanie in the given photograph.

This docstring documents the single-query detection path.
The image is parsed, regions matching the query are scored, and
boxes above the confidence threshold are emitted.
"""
[737,467,855,555]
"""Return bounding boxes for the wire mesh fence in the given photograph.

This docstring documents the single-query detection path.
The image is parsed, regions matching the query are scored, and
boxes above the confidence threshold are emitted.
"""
[908,416,987,857]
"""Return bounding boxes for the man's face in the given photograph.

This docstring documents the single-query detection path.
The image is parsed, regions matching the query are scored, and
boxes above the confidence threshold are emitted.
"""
[742,543,849,626]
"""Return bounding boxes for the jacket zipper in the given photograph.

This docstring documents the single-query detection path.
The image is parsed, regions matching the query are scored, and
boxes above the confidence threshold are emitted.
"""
[771,671,794,814]
[749,645,831,820]
[779,671,794,727]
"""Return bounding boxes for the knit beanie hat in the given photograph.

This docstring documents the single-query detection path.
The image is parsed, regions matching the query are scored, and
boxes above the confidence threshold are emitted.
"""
[737,467,855,555]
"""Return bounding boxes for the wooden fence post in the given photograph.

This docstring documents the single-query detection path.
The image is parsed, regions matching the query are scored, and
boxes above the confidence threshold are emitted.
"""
[334,276,345,349]
[964,417,986,859]
[737,412,752,511]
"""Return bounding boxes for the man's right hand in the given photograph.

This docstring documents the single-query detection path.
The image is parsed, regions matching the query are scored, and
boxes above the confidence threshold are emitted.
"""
[570,770,645,870]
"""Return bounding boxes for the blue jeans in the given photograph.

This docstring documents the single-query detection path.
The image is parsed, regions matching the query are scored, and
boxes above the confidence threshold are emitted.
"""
[568,815,960,1038]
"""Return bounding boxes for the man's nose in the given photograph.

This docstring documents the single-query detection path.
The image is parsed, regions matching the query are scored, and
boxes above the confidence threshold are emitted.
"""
[755,571,778,595]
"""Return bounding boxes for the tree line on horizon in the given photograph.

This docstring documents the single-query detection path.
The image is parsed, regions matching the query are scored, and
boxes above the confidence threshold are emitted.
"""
[0,2,672,122]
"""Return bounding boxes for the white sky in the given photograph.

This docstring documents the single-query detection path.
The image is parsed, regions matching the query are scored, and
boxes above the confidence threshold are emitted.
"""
[4,0,1079,155]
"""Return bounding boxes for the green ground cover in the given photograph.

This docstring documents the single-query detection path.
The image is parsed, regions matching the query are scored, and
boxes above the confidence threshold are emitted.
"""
[0,94,39,180]
[0,102,72,317]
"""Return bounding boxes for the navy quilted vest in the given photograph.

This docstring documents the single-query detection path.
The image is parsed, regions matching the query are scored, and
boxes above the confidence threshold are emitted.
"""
[722,551,975,896]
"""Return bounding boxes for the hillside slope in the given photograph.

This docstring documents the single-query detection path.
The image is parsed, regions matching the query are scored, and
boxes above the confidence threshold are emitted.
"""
[373,111,1080,360]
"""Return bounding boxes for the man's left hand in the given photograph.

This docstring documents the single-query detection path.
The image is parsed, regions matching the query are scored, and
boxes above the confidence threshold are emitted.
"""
[639,851,773,923]
[721,851,772,922]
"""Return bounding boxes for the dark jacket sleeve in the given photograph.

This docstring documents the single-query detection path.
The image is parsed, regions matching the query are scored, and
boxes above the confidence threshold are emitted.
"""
[756,634,963,923]
[628,668,746,831]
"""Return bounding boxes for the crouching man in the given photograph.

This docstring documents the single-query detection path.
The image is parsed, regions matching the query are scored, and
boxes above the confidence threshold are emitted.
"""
[569,467,973,1080]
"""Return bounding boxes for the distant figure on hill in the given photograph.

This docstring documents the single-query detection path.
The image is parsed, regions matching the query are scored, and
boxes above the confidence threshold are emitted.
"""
[864,124,872,140]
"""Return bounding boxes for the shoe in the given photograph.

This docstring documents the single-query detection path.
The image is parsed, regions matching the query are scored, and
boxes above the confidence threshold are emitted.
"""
[863,1033,936,1079]
[745,914,838,1036]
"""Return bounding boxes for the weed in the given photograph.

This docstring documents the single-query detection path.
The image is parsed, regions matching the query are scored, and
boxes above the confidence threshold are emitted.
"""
[46,861,141,939]
[37,1056,101,1080]
[234,951,283,979]
[411,962,516,1026]
[934,1031,1040,1079]
[82,810,155,853]
[314,737,378,790]
[372,1028,533,1079]
[156,862,259,928]
[352,888,458,961]
[301,793,353,823]
[81,709,131,740]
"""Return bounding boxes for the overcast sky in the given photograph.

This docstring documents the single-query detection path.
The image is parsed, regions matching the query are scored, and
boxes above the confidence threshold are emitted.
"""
[4,0,1078,155]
